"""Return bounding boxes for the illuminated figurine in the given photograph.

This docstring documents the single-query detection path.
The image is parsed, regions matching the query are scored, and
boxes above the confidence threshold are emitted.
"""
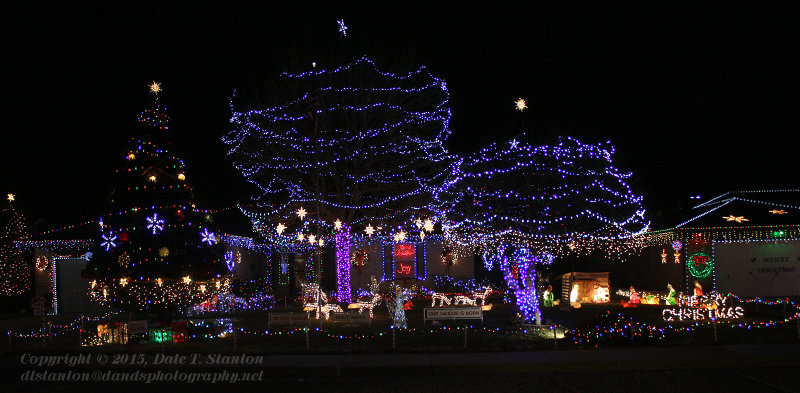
[693,280,703,297]
[389,285,409,329]
[666,283,677,305]
[543,285,554,307]
[569,283,579,303]
[629,285,640,304]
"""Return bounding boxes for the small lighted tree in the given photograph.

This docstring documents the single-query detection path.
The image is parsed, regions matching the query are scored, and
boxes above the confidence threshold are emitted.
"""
[0,194,31,296]
[441,136,649,323]
[84,83,228,315]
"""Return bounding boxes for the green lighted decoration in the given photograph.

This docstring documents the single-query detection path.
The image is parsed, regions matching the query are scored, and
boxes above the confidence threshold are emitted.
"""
[688,252,713,278]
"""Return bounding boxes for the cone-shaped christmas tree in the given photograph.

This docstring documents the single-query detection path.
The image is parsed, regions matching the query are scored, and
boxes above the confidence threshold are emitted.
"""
[84,82,228,315]
[0,194,31,296]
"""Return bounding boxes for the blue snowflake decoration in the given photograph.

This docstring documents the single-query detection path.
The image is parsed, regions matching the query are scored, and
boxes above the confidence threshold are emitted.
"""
[200,228,218,245]
[146,213,165,235]
[101,233,118,251]
[224,251,236,272]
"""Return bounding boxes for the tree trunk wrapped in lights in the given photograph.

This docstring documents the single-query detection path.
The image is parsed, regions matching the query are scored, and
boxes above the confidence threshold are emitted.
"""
[440,136,649,323]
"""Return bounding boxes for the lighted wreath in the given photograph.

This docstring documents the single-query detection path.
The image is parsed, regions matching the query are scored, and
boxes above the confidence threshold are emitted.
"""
[441,249,456,267]
[351,249,368,270]
[35,256,49,271]
[687,252,713,278]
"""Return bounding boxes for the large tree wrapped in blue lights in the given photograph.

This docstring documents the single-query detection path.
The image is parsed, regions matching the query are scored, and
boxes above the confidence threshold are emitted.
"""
[84,83,228,315]
[441,137,649,323]
[224,57,457,302]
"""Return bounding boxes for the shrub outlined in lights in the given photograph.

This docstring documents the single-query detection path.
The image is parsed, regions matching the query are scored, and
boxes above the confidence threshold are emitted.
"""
[439,137,649,324]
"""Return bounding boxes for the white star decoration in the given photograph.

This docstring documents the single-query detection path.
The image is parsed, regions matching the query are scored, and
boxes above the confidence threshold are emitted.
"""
[297,207,307,219]
[337,19,348,36]
[7,194,14,202]
[149,81,162,94]
[308,234,317,244]
[334,219,343,230]
[393,230,407,242]
[509,139,519,150]
[365,224,375,236]
[514,98,527,111]
[297,233,305,242]
[423,219,435,233]
[276,223,286,234]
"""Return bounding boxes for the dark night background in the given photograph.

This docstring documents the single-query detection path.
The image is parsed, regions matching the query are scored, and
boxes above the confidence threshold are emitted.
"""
[2,1,798,232]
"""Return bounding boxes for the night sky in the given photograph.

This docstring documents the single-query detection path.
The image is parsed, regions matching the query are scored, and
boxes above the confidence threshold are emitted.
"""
[2,2,799,231]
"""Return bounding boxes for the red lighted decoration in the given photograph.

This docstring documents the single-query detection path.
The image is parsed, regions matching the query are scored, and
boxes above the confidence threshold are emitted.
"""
[394,244,415,257]
[396,262,414,276]
[394,244,416,278]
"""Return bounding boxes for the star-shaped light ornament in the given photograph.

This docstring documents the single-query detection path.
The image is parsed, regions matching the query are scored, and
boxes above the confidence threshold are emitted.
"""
[318,238,325,246]
[337,19,348,36]
[149,81,162,94]
[308,234,317,244]
[276,223,286,235]
[423,219,435,233]
[7,194,14,202]
[515,98,527,111]
[365,224,375,236]
[296,207,307,219]
[146,213,165,235]
[509,139,519,150]
[182,275,192,284]
[200,228,218,245]
[119,278,129,287]
[297,233,305,242]
[723,215,749,223]
[101,232,118,251]
[334,219,343,230]
[393,230,407,242]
